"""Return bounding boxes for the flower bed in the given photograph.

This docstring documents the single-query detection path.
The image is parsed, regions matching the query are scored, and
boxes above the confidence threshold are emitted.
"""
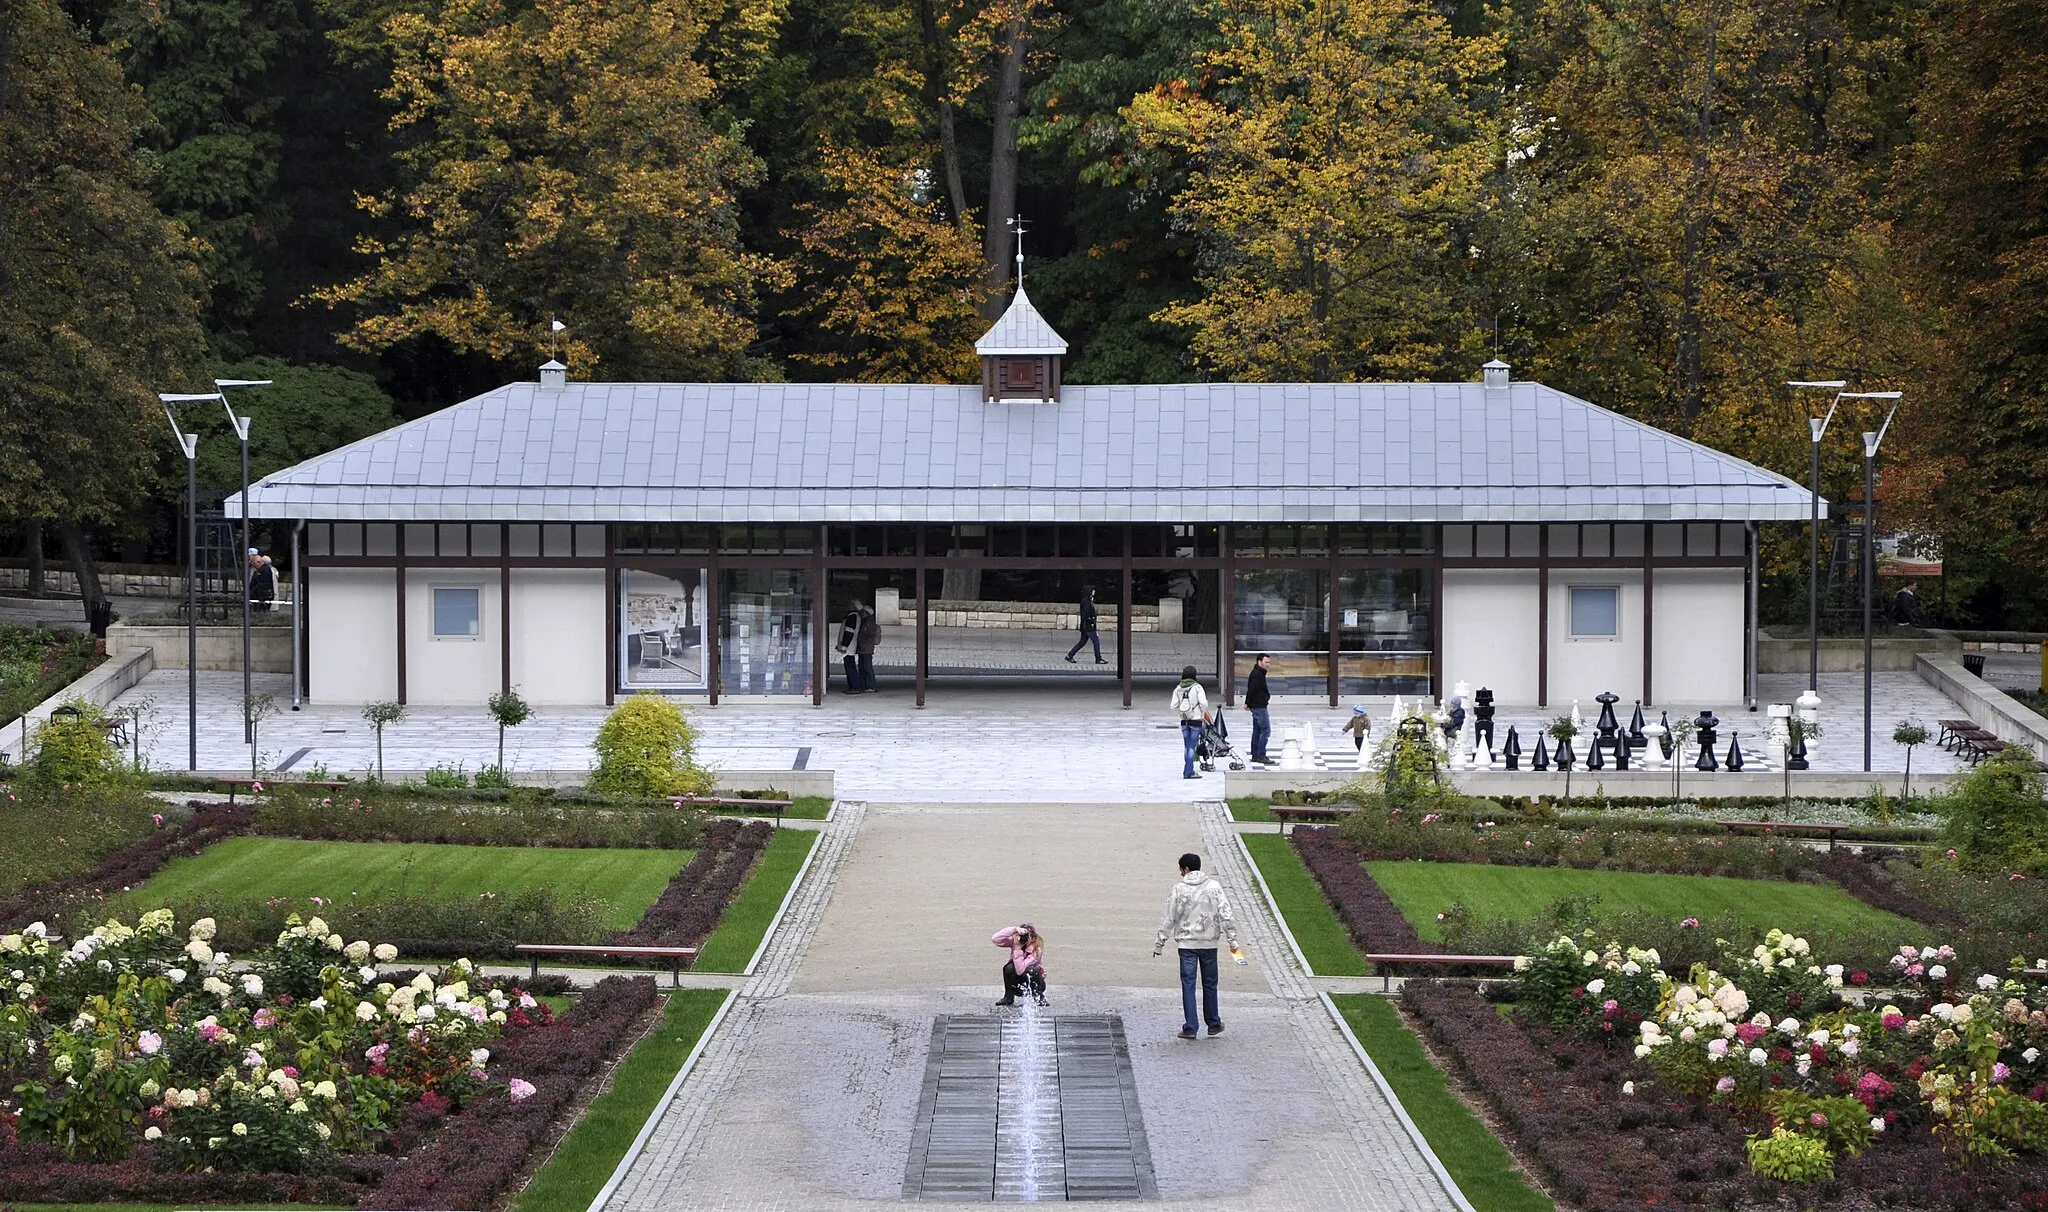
[1408,928,2048,1210]
[0,803,256,934]
[613,817,772,949]
[1292,827,1425,953]
[0,910,560,1203]
[1335,809,1831,879]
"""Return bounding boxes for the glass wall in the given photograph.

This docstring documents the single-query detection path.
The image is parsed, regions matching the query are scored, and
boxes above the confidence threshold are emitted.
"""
[1232,570,1330,694]
[1336,568,1432,696]
[719,569,813,695]
[618,569,707,691]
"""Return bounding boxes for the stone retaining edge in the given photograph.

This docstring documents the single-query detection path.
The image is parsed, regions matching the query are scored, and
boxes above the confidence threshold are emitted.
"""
[0,646,155,763]
[1915,652,2048,762]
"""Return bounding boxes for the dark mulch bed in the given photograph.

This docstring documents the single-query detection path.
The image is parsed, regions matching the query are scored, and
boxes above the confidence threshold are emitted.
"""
[612,817,771,949]
[1811,848,1962,928]
[1404,981,2048,1212]
[1293,826,1427,952]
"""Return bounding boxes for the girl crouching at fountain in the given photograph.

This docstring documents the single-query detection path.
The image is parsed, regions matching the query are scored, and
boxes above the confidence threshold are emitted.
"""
[992,923,1048,1007]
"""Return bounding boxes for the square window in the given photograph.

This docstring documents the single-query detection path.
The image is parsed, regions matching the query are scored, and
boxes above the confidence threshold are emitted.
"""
[1568,585,1619,639]
[433,587,482,639]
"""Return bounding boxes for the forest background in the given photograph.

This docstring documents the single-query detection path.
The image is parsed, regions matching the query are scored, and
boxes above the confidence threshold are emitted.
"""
[0,0,2043,628]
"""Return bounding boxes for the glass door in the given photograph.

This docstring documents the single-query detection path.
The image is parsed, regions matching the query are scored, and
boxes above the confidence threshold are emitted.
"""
[719,569,814,695]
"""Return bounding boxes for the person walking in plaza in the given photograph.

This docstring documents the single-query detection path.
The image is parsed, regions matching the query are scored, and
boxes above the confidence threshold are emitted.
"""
[992,923,1047,1007]
[855,602,881,691]
[1343,703,1372,752]
[1066,585,1106,663]
[1153,853,1242,1039]
[247,549,277,612]
[1171,665,1209,779]
[835,603,864,693]
[1244,653,1273,765]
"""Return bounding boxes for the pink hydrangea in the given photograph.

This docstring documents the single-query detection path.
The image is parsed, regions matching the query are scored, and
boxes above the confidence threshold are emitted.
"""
[365,1043,390,1064]
[253,1008,277,1028]
[508,1078,537,1102]
[1881,1012,1906,1030]
[1736,1022,1766,1044]
[1715,1076,1736,1094]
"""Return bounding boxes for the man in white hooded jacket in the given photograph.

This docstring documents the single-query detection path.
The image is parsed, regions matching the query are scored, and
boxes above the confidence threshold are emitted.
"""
[1152,852,1241,1039]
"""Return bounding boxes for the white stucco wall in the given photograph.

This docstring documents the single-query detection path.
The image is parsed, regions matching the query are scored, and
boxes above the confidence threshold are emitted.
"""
[1546,570,1644,706]
[309,568,398,704]
[1650,568,1746,705]
[509,569,606,705]
[404,570,503,706]
[1442,569,1540,703]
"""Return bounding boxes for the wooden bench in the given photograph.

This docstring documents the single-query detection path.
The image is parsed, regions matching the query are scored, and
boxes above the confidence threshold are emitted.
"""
[1717,820,1852,851]
[1362,953,1519,993]
[213,778,351,805]
[1937,718,1977,751]
[514,943,700,987]
[2023,968,2047,982]
[1270,804,1354,835]
[667,795,792,827]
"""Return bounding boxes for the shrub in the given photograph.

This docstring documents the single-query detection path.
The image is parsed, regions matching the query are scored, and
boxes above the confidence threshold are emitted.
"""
[418,762,470,789]
[1747,1126,1834,1183]
[147,888,611,958]
[255,787,703,850]
[1935,746,2048,875]
[22,700,126,787]
[587,693,714,798]
[614,818,770,949]
[0,783,170,910]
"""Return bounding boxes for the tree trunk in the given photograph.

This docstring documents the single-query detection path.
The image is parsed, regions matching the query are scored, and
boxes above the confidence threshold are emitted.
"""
[980,5,1028,319]
[24,518,44,597]
[913,0,971,232]
[58,522,104,614]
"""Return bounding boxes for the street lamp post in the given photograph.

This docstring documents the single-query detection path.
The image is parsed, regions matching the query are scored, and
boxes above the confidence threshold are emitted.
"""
[1860,395,1903,773]
[159,393,219,771]
[1787,381,1846,691]
[217,379,271,743]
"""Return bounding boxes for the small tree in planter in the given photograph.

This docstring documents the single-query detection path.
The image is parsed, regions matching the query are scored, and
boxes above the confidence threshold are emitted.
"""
[485,688,534,785]
[361,700,405,782]
[1668,715,1697,803]
[1548,715,1581,809]
[243,693,277,778]
[1893,719,1930,806]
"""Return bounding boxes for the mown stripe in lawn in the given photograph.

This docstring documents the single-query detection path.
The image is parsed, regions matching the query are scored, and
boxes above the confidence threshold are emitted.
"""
[512,988,730,1212]
[692,828,818,972]
[1240,833,1366,976]
[1331,993,1554,1212]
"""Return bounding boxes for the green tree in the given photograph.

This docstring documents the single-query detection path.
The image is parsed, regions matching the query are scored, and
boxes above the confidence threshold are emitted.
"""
[318,0,782,381]
[186,357,399,490]
[1125,0,1503,382]
[0,0,208,613]
[588,693,715,798]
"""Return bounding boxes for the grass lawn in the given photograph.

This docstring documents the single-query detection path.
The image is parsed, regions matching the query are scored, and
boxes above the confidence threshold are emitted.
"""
[117,837,694,932]
[1227,796,1275,823]
[1240,834,1366,976]
[737,795,830,820]
[512,988,730,1212]
[1366,860,1919,943]
[1331,994,1553,1212]
[693,829,818,971]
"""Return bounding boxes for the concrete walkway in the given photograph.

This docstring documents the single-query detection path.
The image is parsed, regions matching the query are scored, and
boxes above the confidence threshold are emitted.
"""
[599,800,1462,1210]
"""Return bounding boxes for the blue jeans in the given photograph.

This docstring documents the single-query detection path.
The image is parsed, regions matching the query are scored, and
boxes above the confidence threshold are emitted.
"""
[1249,707,1271,760]
[1181,721,1203,777]
[857,653,876,691]
[1179,948,1220,1032]
[1067,626,1102,660]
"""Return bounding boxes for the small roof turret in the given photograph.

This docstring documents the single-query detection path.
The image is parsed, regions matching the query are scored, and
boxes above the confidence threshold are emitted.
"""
[974,283,1068,356]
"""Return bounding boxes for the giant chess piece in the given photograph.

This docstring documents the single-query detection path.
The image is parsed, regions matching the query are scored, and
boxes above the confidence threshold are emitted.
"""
[1642,716,1667,769]
[1725,733,1745,772]
[1532,732,1551,771]
[1587,728,1606,770]
[1695,710,1721,772]
[1474,687,1496,749]
[1627,702,1648,752]
[1787,729,1809,771]
[1657,711,1675,761]
[1503,725,1522,771]
[1556,734,1577,771]
[1615,731,1631,770]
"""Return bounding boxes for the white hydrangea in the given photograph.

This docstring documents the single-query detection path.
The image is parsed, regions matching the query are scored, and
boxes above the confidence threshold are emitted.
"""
[374,943,398,962]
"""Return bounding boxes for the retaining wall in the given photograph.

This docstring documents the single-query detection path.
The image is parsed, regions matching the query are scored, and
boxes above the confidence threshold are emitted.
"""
[0,647,154,764]
[1757,631,1961,673]
[1915,652,2048,762]
[107,622,294,672]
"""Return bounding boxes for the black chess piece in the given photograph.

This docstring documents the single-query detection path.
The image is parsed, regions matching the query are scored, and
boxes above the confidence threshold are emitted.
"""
[1627,702,1648,750]
[1725,733,1744,772]
[1557,735,1577,771]
[1695,710,1721,772]
[1502,726,1522,771]
[1474,687,1496,749]
[1532,732,1550,771]
[1657,711,1675,760]
[1615,734,1631,770]
[1787,730,1809,771]
[1587,730,1605,770]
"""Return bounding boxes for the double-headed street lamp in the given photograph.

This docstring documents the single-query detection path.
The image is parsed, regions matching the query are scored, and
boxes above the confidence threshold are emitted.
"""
[1861,395,1903,773]
[1787,382,1907,691]
[216,379,271,742]
[158,392,218,771]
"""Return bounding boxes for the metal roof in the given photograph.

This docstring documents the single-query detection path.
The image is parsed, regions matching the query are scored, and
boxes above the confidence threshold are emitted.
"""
[232,378,1817,523]
[973,285,1069,356]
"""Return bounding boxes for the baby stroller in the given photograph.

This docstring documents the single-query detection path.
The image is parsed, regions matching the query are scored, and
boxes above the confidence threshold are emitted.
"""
[1198,713,1247,773]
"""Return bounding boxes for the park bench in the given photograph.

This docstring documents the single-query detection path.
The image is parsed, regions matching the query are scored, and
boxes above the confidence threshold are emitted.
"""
[1269,803,1354,835]
[513,943,700,987]
[1717,820,1852,851]
[666,795,792,827]
[2024,968,2047,981]
[213,778,351,805]
[1362,953,1519,993]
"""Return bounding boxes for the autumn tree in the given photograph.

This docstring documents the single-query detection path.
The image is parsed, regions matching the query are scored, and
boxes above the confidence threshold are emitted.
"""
[1126,0,1503,382]
[319,0,782,380]
[785,145,991,382]
[0,0,207,612]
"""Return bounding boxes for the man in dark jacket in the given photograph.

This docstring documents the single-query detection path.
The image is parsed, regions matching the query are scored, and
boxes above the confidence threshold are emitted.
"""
[1892,583,1921,627]
[1245,653,1273,764]
[248,549,278,612]
[835,605,864,693]
[1065,586,1106,663]
[855,605,881,691]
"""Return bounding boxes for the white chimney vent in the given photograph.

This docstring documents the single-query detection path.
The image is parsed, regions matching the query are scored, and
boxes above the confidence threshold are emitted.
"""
[539,359,567,391]
[1482,359,1510,391]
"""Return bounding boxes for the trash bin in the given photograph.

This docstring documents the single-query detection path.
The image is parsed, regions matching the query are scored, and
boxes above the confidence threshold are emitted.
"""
[1963,653,1986,678]
[87,600,113,637]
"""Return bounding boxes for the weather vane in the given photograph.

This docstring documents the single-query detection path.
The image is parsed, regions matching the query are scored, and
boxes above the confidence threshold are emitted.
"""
[549,314,566,362]
[1007,216,1030,282]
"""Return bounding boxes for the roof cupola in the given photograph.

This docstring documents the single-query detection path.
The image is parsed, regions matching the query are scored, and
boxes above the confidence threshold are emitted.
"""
[974,220,1066,403]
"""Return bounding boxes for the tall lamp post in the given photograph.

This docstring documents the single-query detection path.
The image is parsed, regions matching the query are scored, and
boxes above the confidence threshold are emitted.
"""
[1787,380,1846,691]
[1860,394,1903,773]
[217,379,271,742]
[159,393,218,771]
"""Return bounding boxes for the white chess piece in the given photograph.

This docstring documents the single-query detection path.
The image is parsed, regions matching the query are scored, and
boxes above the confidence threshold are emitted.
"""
[1570,699,1583,731]
[1643,720,1667,770]
[1301,722,1319,767]
[1279,729,1304,770]
[1795,689,1821,759]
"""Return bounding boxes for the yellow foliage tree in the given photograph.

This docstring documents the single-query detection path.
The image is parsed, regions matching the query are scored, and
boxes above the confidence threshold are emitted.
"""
[318,0,784,380]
